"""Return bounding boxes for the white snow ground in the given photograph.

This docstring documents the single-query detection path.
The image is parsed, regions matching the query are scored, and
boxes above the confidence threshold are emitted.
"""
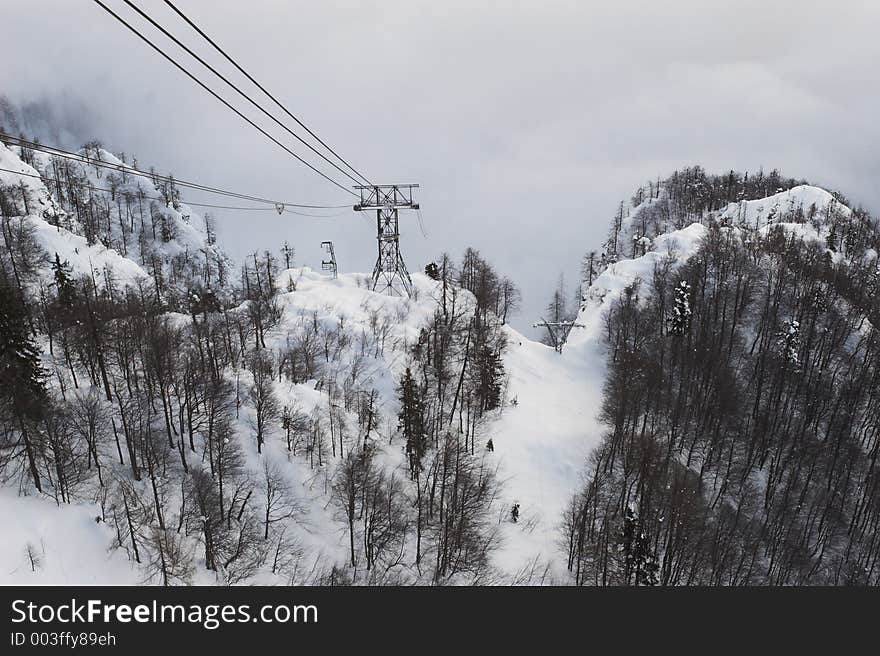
[0,488,139,585]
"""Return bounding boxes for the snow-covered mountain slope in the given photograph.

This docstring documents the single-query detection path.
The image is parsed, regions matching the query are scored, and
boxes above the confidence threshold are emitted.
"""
[4,132,877,586]
[1,143,146,288]
[489,182,870,579]
[563,173,880,584]
[0,261,582,583]
[572,183,863,374]
[0,140,225,300]
[0,262,558,584]
[211,269,447,582]
[0,265,444,583]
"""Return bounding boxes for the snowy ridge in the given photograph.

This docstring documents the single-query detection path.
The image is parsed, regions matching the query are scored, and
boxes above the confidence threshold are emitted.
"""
[721,185,852,256]
[719,184,850,227]
[617,182,850,261]
[0,141,50,202]
[1,141,147,288]
[0,140,222,294]
[569,223,709,349]
[47,145,217,260]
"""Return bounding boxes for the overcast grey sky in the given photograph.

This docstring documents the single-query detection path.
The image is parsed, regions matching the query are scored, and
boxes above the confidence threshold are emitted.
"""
[2,0,879,335]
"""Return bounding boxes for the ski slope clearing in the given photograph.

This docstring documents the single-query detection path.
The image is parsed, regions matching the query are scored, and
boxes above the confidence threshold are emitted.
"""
[489,222,710,579]
[489,332,594,580]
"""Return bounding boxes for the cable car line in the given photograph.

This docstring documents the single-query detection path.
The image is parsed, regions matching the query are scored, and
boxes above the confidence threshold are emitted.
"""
[162,0,372,186]
[90,0,358,197]
[119,0,365,188]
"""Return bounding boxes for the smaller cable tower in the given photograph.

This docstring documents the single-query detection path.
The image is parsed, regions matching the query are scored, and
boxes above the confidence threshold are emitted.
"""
[321,241,338,278]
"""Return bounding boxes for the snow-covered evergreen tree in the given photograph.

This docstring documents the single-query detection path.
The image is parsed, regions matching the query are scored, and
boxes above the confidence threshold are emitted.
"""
[620,506,659,586]
[398,367,426,479]
[0,279,48,491]
[50,253,76,308]
[669,280,692,335]
[777,318,801,367]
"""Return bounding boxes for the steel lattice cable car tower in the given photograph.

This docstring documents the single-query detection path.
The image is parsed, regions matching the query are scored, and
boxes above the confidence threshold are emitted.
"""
[354,184,419,296]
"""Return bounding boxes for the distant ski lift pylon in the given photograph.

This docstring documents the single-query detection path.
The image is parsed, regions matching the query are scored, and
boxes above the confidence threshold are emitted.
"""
[275,203,285,215]
[321,241,338,279]
[533,317,585,353]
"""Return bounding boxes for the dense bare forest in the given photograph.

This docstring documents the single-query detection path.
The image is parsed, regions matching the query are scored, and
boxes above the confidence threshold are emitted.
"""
[565,168,880,585]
